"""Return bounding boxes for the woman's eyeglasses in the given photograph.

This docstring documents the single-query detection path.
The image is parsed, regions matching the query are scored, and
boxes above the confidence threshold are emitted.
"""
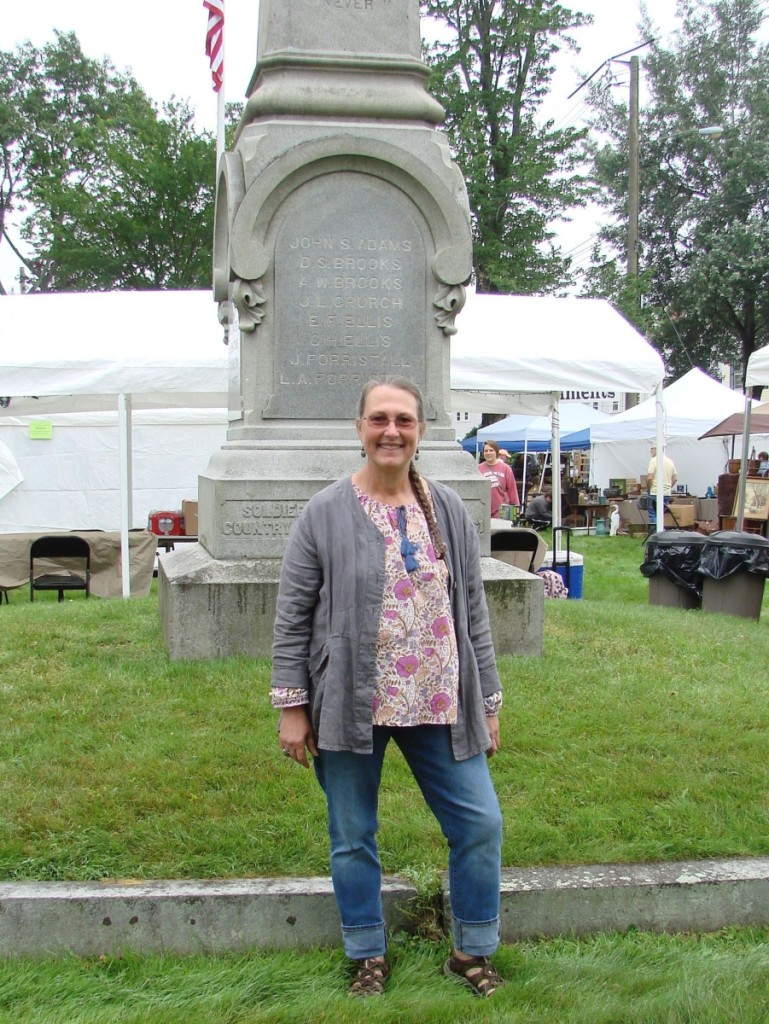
[363,414,419,430]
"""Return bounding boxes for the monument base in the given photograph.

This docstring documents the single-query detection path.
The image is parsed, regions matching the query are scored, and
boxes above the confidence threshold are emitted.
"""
[159,545,543,661]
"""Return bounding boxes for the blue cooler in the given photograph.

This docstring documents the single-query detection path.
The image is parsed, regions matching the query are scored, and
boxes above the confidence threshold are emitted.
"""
[540,551,584,599]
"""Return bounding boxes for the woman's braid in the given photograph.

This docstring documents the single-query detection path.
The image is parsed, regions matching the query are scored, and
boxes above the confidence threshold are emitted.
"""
[409,462,447,562]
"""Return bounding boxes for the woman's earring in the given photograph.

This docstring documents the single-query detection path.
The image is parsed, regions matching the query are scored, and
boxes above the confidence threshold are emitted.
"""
[360,446,366,458]
[414,447,420,461]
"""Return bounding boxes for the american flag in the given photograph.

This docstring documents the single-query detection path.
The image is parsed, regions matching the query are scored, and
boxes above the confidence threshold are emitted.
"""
[204,0,224,93]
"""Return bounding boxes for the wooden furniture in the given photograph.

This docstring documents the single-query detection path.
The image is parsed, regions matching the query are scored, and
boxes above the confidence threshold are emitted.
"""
[564,502,611,533]
[718,516,767,536]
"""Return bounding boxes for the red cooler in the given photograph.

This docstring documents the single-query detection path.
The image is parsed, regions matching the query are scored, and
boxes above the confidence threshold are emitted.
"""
[148,511,184,536]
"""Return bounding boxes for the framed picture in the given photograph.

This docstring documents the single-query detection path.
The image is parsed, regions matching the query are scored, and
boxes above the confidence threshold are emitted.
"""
[733,477,769,520]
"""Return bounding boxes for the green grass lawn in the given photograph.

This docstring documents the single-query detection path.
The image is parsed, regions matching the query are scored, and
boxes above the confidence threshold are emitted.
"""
[2,534,769,1020]
[1,533,768,881]
[1,930,769,1023]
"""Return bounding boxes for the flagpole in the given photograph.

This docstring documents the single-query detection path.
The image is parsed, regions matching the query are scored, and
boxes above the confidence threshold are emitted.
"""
[204,0,225,171]
[216,2,225,173]
[216,67,225,172]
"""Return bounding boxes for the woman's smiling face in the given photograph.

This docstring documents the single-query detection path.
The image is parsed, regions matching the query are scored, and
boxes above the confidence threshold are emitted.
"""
[356,384,424,473]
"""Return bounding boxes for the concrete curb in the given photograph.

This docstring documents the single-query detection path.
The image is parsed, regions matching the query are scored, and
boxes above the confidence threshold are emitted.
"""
[0,877,418,958]
[1,858,769,958]
[496,857,769,941]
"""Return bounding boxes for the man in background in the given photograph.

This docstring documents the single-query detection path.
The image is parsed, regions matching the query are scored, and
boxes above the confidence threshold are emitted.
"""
[646,445,677,528]
[646,445,677,498]
[525,489,552,530]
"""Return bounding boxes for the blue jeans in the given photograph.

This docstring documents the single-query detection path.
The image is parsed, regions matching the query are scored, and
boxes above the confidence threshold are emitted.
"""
[314,725,503,960]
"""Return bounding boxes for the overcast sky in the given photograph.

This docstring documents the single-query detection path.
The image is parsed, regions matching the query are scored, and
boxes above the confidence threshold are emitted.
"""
[3,1,682,290]
[4,1,679,130]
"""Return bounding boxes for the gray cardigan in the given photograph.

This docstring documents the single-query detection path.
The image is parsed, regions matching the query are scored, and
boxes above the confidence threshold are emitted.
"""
[271,476,502,760]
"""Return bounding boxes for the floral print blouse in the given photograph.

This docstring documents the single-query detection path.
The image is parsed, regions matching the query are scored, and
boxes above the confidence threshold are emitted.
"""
[358,487,460,727]
[270,482,502,722]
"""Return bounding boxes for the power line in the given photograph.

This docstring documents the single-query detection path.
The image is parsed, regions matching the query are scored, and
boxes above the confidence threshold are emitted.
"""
[567,40,654,101]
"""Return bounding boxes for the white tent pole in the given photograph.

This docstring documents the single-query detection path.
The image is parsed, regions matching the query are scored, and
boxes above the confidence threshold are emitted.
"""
[551,400,561,529]
[655,382,665,530]
[735,393,753,531]
[118,394,132,598]
[521,441,528,507]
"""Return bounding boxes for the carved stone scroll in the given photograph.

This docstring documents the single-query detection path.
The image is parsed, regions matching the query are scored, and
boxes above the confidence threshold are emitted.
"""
[433,283,466,336]
[232,279,266,333]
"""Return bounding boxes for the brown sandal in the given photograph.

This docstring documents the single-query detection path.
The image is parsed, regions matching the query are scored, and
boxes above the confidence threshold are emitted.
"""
[444,953,504,997]
[348,956,389,997]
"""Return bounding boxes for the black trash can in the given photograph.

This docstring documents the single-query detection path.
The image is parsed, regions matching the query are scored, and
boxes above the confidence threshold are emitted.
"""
[699,530,769,620]
[640,530,708,610]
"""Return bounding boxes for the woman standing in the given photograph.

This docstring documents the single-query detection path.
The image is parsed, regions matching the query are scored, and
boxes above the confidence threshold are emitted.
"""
[479,441,520,518]
[271,378,504,999]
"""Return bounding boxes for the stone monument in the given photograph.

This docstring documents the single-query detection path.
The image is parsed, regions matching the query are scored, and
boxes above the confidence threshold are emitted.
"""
[159,0,543,659]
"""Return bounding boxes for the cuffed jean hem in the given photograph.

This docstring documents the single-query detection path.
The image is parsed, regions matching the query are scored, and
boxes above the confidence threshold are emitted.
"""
[341,921,387,960]
[452,916,501,958]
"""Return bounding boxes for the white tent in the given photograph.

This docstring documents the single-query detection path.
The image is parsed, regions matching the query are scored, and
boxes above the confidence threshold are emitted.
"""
[0,291,228,594]
[0,408,227,533]
[589,368,764,496]
[0,290,228,415]
[450,293,664,415]
[0,289,667,551]
[450,292,666,523]
[747,345,769,389]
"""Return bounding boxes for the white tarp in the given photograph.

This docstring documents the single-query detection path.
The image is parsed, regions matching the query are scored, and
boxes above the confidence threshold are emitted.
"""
[0,439,23,501]
[450,292,665,414]
[0,289,667,543]
[0,408,227,533]
[590,368,763,496]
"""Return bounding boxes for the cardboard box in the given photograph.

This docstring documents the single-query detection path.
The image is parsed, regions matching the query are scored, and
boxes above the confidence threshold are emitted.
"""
[665,503,695,528]
[182,499,199,537]
[497,504,520,522]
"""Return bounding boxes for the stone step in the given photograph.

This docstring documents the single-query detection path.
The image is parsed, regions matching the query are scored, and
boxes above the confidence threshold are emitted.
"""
[2,858,768,958]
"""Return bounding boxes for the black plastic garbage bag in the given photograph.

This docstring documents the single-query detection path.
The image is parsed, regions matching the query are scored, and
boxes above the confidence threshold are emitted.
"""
[699,530,769,581]
[640,530,709,596]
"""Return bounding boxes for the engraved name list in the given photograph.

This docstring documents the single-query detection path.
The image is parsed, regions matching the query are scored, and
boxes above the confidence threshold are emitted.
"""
[270,176,426,418]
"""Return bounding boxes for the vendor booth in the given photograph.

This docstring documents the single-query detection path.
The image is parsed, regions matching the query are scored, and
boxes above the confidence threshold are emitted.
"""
[732,344,769,528]
[465,405,614,511]
[589,368,761,498]
[450,292,666,525]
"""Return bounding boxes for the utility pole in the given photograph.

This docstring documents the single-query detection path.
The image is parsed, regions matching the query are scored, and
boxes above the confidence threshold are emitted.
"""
[627,55,640,277]
[623,56,641,409]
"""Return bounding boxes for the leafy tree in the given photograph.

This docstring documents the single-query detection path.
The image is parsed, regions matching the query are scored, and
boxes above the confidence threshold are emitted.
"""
[420,0,592,294]
[0,31,216,293]
[586,0,769,383]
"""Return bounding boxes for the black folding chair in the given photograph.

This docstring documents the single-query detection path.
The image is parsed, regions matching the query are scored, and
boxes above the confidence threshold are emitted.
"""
[30,535,91,602]
[490,527,546,573]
